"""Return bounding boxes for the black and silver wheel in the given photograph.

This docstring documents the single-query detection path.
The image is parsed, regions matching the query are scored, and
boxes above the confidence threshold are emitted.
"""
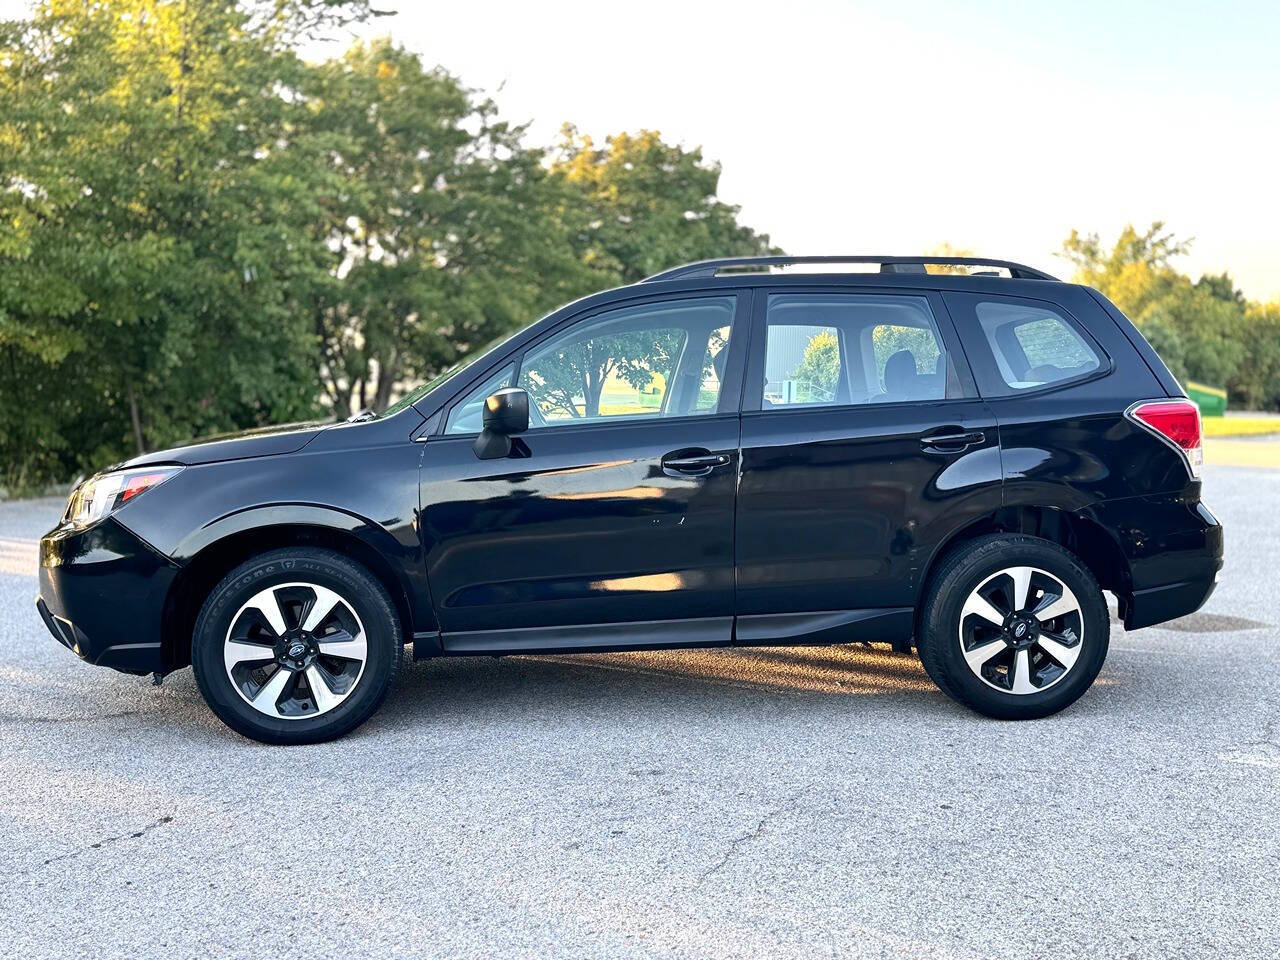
[918,534,1109,719]
[192,548,401,744]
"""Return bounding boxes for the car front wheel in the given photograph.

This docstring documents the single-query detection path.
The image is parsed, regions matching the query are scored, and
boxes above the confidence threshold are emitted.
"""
[918,534,1109,720]
[192,547,401,744]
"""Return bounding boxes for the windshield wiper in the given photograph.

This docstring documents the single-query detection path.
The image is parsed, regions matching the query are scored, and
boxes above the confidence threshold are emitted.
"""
[345,409,376,423]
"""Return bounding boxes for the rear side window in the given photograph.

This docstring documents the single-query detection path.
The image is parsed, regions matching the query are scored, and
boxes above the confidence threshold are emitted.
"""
[974,300,1101,394]
[763,323,841,405]
[760,293,961,410]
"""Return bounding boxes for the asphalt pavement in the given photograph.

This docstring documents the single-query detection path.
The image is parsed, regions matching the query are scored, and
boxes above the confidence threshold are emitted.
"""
[1,464,1277,959]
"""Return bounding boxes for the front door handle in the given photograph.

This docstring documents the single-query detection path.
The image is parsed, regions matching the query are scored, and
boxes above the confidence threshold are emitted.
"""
[920,429,986,452]
[662,450,731,477]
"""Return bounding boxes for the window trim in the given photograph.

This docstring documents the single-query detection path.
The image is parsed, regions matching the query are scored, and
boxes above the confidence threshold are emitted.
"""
[432,289,749,438]
[943,292,1114,400]
[742,286,978,415]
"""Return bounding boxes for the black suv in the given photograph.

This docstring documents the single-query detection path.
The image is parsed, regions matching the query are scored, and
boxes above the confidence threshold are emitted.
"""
[37,256,1223,743]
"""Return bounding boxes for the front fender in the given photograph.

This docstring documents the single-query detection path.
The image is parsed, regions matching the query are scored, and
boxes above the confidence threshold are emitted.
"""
[174,502,386,562]
[168,503,438,641]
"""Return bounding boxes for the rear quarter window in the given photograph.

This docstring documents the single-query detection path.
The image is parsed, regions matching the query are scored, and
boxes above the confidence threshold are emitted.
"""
[973,300,1102,395]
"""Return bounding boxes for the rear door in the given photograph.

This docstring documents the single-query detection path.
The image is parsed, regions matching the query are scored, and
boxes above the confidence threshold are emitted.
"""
[419,290,751,652]
[734,286,1002,645]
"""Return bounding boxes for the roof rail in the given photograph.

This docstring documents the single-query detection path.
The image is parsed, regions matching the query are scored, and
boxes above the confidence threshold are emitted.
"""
[643,255,1059,283]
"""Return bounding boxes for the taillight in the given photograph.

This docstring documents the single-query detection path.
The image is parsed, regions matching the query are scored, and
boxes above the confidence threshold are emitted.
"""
[1126,399,1203,479]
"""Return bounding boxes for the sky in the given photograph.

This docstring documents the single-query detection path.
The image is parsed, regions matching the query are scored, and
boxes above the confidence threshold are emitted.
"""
[5,0,1278,299]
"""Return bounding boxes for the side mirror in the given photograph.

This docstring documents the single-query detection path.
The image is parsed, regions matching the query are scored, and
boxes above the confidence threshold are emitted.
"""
[482,387,529,435]
[474,387,529,460]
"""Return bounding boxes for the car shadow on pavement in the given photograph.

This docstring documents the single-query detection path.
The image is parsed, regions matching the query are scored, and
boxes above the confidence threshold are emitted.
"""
[367,643,952,731]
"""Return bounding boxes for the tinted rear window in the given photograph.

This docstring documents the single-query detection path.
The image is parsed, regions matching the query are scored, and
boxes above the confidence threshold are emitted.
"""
[975,301,1101,394]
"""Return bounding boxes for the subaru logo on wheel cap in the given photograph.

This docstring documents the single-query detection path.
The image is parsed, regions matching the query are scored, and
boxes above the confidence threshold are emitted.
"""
[287,641,308,659]
[1013,621,1028,639]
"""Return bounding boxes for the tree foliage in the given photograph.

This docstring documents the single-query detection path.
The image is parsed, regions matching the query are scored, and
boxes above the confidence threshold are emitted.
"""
[551,127,777,285]
[303,41,597,417]
[1,0,367,488]
[0,3,776,490]
[1061,222,1279,409]
[791,330,840,403]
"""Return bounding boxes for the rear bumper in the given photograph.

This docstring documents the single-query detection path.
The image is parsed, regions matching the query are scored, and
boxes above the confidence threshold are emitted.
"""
[1124,575,1218,630]
[37,516,178,674]
[1089,495,1223,630]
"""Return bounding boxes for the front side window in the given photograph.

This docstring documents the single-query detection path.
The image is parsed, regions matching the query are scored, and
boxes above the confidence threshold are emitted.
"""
[517,297,736,429]
[762,294,956,409]
[975,300,1101,392]
[444,363,515,434]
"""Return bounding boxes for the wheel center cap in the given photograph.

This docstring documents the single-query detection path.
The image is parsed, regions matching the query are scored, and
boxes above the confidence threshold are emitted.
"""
[287,640,308,660]
[1007,615,1039,647]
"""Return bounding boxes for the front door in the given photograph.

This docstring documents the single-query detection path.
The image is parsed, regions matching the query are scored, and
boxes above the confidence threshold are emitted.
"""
[734,287,1002,646]
[419,292,749,652]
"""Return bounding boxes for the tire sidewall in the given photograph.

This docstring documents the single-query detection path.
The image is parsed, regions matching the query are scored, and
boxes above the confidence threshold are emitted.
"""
[192,549,398,744]
[923,536,1110,719]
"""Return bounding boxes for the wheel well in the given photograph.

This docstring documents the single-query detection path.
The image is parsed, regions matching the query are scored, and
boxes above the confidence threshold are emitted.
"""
[913,506,1131,645]
[160,525,415,671]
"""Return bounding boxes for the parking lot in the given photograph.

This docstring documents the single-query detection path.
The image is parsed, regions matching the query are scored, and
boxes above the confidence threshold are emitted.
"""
[1,459,1277,959]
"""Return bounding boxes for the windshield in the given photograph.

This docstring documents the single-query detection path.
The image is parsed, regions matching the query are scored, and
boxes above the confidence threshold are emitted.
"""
[378,326,525,419]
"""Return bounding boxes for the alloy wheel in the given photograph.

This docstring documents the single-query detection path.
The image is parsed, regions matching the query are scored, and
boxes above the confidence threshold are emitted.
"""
[223,582,368,720]
[957,565,1084,695]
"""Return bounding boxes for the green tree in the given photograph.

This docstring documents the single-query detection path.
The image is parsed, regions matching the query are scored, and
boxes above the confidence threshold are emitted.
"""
[0,0,377,487]
[552,127,777,285]
[1233,302,1280,410]
[0,7,781,488]
[790,330,840,403]
[1060,222,1188,319]
[1058,221,1276,409]
[305,41,596,417]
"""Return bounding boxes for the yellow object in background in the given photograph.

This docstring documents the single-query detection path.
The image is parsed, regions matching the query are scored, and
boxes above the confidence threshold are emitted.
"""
[1202,417,1280,438]
[1203,438,1280,468]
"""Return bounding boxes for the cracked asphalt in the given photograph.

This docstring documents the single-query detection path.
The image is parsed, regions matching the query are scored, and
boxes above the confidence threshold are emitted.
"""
[1,463,1277,959]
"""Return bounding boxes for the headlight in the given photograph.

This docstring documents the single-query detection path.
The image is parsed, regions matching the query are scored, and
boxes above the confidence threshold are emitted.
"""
[65,466,183,528]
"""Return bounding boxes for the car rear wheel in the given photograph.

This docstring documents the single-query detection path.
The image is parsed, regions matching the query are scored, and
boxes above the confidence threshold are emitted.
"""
[918,534,1109,720]
[192,547,401,744]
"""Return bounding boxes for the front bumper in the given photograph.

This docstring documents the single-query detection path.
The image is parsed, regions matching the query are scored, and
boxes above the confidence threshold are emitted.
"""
[37,516,178,674]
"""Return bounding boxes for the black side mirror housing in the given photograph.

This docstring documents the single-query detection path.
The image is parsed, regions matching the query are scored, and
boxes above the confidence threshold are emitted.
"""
[474,387,530,460]
[483,387,529,435]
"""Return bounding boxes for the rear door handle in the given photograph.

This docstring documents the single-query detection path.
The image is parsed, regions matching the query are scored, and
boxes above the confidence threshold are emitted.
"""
[920,429,985,451]
[662,450,731,476]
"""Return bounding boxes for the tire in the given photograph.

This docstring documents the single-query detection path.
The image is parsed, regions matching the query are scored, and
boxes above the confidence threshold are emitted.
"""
[918,534,1109,720]
[192,547,401,744]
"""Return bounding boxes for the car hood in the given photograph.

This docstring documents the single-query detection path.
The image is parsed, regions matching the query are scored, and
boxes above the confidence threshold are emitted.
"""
[117,420,334,469]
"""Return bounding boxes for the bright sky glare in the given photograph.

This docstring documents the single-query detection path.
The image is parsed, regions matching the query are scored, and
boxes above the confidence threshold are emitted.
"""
[6,0,1278,299]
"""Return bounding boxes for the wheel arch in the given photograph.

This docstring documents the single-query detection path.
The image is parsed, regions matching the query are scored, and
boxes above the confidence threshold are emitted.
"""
[913,505,1130,644]
[161,514,422,672]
